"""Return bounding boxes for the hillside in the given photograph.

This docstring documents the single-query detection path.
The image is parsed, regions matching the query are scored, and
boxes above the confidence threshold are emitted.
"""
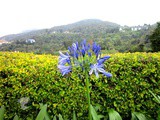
[49,19,120,33]
[0,19,155,54]
[0,19,120,41]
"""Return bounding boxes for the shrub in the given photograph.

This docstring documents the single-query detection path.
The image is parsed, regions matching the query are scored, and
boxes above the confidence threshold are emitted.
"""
[0,52,160,119]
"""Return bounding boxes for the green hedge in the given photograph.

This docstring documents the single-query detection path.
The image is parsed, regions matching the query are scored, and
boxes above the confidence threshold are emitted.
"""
[0,52,160,119]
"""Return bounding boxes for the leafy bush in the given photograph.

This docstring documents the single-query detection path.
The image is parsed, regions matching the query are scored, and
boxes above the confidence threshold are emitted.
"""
[0,52,160,119]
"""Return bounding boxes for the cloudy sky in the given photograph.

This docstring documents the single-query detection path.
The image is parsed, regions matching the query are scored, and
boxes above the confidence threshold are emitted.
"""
[0,0,160,37]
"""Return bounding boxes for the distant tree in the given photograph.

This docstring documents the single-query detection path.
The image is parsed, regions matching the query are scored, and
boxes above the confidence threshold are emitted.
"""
[138,44,144,52]
[149,22,160,52]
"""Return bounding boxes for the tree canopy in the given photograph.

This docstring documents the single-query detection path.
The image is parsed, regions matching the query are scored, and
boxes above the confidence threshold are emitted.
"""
[149,22,160,52]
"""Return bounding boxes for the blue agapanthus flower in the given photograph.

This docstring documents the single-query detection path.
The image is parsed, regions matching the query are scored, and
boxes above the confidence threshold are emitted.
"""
[58,40,112,78]
[58,51,71,65]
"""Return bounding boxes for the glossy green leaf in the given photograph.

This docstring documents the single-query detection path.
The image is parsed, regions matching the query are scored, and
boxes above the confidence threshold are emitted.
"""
[158,108,160,120]
[108,109,122,120]
[90,104,100,120]
[53,115,57,120]
[59,114,63,120]
[131,112,147,120]
[13,115,19,120]
[36,104,50,120]
[149,90,160,104]
[0,105,5,120]
[73,111,77,120]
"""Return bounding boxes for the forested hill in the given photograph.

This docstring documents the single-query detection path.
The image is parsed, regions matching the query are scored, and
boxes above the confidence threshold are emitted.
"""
[0,19,120,41]
[50,19,120,33]
[0,19,155,54]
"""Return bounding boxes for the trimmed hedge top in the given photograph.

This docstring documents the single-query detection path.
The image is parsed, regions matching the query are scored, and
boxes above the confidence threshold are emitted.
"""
[0,52,160,119]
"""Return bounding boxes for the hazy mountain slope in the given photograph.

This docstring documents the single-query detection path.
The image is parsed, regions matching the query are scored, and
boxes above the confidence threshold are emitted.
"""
[0,19,155,54]
[0,19,120,41]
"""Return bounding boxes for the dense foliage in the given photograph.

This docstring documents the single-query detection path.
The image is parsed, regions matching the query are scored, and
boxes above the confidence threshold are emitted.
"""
[0,19,155,54]
[149,22,160,52]
[0,52,160,119]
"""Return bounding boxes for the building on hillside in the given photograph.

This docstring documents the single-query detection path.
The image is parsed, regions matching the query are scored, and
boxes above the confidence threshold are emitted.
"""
[26,39,36,44]
[0,40,10,45]
[64,31,70,34]
[131,27,138,31]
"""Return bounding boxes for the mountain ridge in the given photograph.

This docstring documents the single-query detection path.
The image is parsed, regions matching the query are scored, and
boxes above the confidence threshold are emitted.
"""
[0,19,155,54]
[0,19,120,41]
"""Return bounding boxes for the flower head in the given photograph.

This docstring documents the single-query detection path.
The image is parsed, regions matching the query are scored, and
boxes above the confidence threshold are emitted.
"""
[58,40,111,78]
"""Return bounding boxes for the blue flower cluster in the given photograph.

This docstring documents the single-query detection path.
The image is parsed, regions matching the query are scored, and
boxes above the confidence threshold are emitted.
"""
[58,40,112,78]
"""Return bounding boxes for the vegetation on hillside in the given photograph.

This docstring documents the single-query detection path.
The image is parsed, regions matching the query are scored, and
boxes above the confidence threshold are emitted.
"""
[149,22,160,52]
[0,19,156,54]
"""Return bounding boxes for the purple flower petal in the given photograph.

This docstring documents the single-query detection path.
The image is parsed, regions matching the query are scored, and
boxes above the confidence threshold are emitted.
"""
[58,51,71,65]
[88,52,92,57]
[58,65,71,76]
[89,63,111,78]
[92,42,101,58]
[97,56,110,65]
[81,49,85,57]
[72,43,78,51]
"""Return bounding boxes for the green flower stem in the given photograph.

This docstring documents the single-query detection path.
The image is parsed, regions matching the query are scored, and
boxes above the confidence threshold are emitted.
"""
[85,70,91,120]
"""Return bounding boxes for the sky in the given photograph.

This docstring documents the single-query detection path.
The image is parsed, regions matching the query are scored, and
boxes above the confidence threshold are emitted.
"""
[0,0,160,37]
